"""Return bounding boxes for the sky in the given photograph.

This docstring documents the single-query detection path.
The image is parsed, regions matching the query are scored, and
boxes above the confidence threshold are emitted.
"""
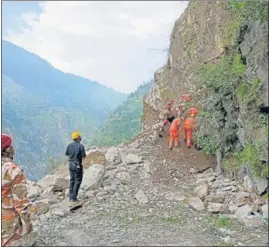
[2,1,188,94]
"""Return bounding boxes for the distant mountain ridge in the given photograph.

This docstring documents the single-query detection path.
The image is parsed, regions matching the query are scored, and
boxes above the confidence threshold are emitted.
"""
[2,40,127,181]
[91,81,152,147]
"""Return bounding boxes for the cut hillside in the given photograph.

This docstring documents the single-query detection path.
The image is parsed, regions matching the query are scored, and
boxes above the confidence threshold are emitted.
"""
[143,0,268,195]
[2,40,127,180]
[91,81,152,147]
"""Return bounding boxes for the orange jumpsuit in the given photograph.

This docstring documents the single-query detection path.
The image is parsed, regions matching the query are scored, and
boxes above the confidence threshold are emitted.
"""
[184,116,196,148]
[169,118,181,149]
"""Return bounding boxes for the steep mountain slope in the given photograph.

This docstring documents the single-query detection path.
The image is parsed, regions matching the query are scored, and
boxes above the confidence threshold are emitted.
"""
[15,2,268,246]
[2,40,127,180]
[91,81,152,147]
[143,0,268,194]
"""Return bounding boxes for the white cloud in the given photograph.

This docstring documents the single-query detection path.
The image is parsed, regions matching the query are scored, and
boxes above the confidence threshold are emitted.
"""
[5,1,188,93]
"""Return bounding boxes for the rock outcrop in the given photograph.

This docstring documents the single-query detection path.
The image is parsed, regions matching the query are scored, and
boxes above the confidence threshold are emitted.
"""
[142,0,268,196]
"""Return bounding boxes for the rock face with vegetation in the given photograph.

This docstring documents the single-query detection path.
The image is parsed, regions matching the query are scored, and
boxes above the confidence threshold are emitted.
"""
[143,0,268,195]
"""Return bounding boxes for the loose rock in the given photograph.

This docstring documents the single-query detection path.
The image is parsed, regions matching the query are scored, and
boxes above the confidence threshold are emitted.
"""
[205,194,225,204]
[125,153,142,164]
[105,147,122,165]
[207,202,227,213]
[188,197,205,211]
[135,190,149,204]
[34,199,50,215]
[115,171,131,184]
[261,204,268,218]
[197,183,209,201]
[234,204,252,218]
[37,175,69,192]
[80,164,105,191]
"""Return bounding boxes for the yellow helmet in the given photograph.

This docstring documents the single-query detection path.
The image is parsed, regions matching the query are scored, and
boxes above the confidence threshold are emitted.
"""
[71,131,80,140]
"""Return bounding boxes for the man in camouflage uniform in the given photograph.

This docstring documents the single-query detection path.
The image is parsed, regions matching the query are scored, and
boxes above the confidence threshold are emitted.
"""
[157,100,176,137]
[1,133,33,246]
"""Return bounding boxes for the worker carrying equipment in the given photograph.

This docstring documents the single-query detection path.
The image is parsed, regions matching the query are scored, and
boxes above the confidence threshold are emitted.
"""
[169,117,181,150]
[184,107,199,148]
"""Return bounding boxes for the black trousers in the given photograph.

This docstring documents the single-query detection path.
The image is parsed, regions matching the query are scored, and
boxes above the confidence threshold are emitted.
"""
[69,162,83,201]
[167,116,175,123]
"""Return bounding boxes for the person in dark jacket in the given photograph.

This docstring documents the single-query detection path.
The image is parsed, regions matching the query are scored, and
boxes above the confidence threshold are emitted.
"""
[65,131,86,203]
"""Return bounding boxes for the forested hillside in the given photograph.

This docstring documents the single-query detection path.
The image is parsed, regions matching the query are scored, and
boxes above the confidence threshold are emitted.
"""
[2,40,126,180]
[91,81,152,147]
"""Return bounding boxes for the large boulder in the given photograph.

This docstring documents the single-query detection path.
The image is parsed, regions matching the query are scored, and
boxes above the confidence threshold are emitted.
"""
[105,147,121,165]
[125,153,143,165]
[83,151,107,169]
[205,194,225,204]
[188,197,205,211]
[207,202,227,213]
[234,204,252,218]
[255,178,268,195]
[37,175,68,192]
[26,183,42,200]
[39,187,60,204]
[197,183,209,201]
[34,199,50,215]
[80,164,105,191]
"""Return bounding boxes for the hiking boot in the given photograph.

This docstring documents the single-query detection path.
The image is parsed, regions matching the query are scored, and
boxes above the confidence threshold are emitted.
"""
[69,199,83,208]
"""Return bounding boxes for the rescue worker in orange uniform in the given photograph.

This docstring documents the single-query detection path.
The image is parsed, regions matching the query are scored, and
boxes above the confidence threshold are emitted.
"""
[184,107,199,148]
[169,116,182,150]
[1,133,33,246]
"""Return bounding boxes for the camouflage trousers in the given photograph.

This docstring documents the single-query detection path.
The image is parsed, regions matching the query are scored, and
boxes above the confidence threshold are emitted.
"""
[151,121,170,137]
[2,233,36,246]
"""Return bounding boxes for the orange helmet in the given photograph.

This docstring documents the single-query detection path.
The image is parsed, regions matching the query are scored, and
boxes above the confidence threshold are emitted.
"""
[189,107,199,116]
[181,94,191,102]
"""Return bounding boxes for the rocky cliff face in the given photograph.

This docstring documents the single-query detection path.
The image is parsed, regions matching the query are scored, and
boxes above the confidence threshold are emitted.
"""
[143,0,268,194]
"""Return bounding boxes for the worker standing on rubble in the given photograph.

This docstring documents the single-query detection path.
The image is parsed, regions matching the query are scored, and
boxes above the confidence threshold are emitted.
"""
[65,131,86,205]
[184,107,199,148]
[169,116,182,150]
